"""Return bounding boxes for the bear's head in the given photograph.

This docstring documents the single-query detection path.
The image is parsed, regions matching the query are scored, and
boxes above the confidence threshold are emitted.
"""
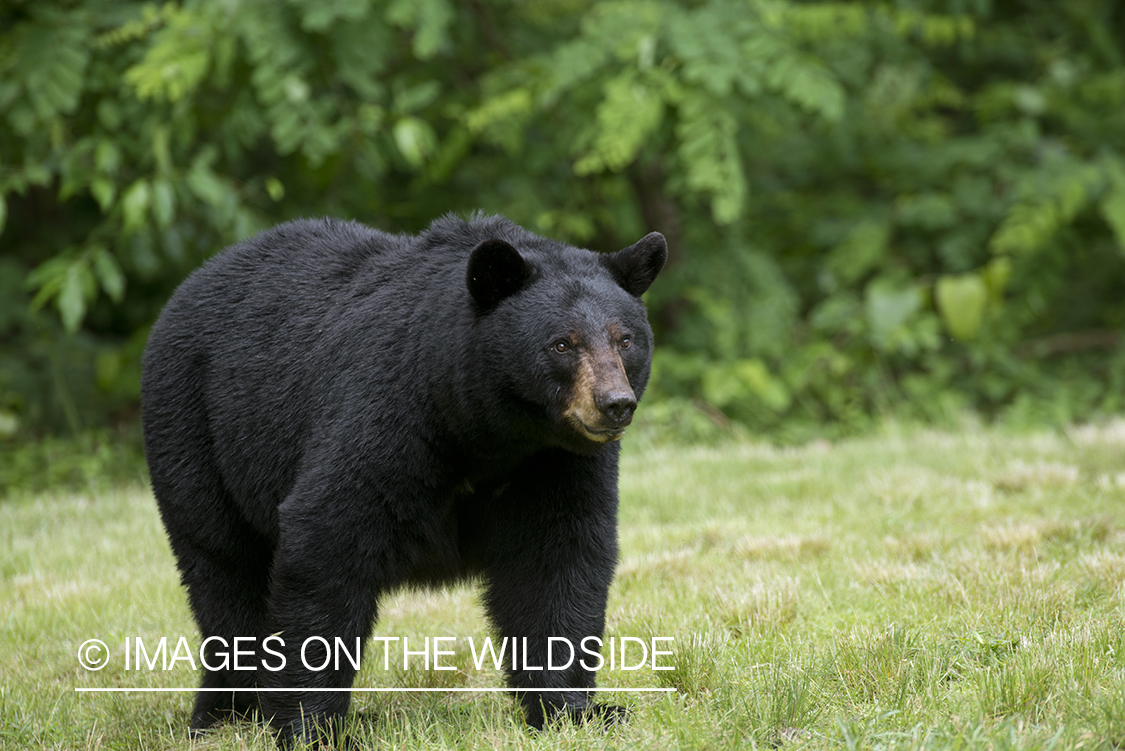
[465,229,666,454]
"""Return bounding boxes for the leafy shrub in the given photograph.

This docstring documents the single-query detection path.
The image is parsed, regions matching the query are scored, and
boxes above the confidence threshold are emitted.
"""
[2,0,1124,444]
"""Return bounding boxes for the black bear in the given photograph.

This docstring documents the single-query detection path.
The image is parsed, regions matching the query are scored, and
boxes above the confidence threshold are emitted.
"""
[140,213,666,746]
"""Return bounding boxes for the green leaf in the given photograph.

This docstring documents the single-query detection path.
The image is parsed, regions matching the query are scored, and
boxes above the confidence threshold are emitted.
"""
[0,411,18,439]
[393,117,436,168]
[735,358,791,411]
[896,193,959,230]
[676,93,746,224]
[866,278,921,348]
[186,161,227,207]
[989,203,1057,255]
[575,74,664,175]
[981,257,1012,305]
[95,140,121,175]
[10,20,90,121]
[936,273,988,341]
[331,18,389,100]
[151,178,176,229]
[394,81,441,114]
[545,39,610,96]
[1100,187,1125,252]
[124,7,213,102]
[57,264,90,334]
[92,248,126,303]
[465,89,532,152]
[701,363,742,408]
[297,0,372,32]
[122,179,151,233]
[283,75,310,105]
[90,179,116,212]
[581,0,664,63]
[701,358,790,412]
[668,4,757,98]
[386,0,452,59]
[829,218,890,284]
[990,159,1102,254]
[265,177,285,202]
[25,256,69,310]
[769,54,844,122]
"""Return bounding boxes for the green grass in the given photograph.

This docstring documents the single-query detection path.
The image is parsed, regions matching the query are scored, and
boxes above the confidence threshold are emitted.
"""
[3,421,1125,749]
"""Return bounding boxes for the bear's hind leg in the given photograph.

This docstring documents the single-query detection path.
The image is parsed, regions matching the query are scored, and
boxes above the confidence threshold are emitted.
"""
[173,521,274,733]
[150,452,274,732]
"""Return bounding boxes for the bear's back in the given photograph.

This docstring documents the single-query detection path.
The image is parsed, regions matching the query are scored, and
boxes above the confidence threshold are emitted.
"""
[189,217,405,302]
[142,218,427,527]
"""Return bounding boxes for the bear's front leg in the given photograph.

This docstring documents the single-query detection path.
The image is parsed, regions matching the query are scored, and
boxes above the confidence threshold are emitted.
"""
[259,497,384,749]
[477,447,626,728]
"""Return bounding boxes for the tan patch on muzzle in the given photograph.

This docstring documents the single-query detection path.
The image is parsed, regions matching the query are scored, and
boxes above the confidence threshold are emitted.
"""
[563,347,635,443]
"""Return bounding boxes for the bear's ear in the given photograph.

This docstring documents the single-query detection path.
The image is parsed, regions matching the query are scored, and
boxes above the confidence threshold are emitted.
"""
[604,232,667,297]
[467,238,531,312]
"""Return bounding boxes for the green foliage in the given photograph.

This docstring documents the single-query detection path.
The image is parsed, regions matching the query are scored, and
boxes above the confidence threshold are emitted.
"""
[1,0,1124,439]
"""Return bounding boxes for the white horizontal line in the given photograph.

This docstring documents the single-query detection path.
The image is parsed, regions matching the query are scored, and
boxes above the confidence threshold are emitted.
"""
[75,687,676,693]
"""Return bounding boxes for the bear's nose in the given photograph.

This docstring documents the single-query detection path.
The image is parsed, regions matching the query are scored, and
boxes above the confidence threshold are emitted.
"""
[597,390,637,427]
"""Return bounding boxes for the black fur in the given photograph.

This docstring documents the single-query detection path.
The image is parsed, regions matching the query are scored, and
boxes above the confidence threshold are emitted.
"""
[140,214,666,746]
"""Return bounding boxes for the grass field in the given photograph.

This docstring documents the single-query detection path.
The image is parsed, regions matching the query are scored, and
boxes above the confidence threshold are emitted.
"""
[3,422,1125,749]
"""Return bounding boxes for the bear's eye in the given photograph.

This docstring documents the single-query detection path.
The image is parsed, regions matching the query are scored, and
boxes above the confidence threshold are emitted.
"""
[620,336,631,350]
[553,340,570,353]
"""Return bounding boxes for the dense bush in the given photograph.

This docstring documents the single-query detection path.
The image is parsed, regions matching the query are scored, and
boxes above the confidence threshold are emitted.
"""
[2,0,1124,442]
